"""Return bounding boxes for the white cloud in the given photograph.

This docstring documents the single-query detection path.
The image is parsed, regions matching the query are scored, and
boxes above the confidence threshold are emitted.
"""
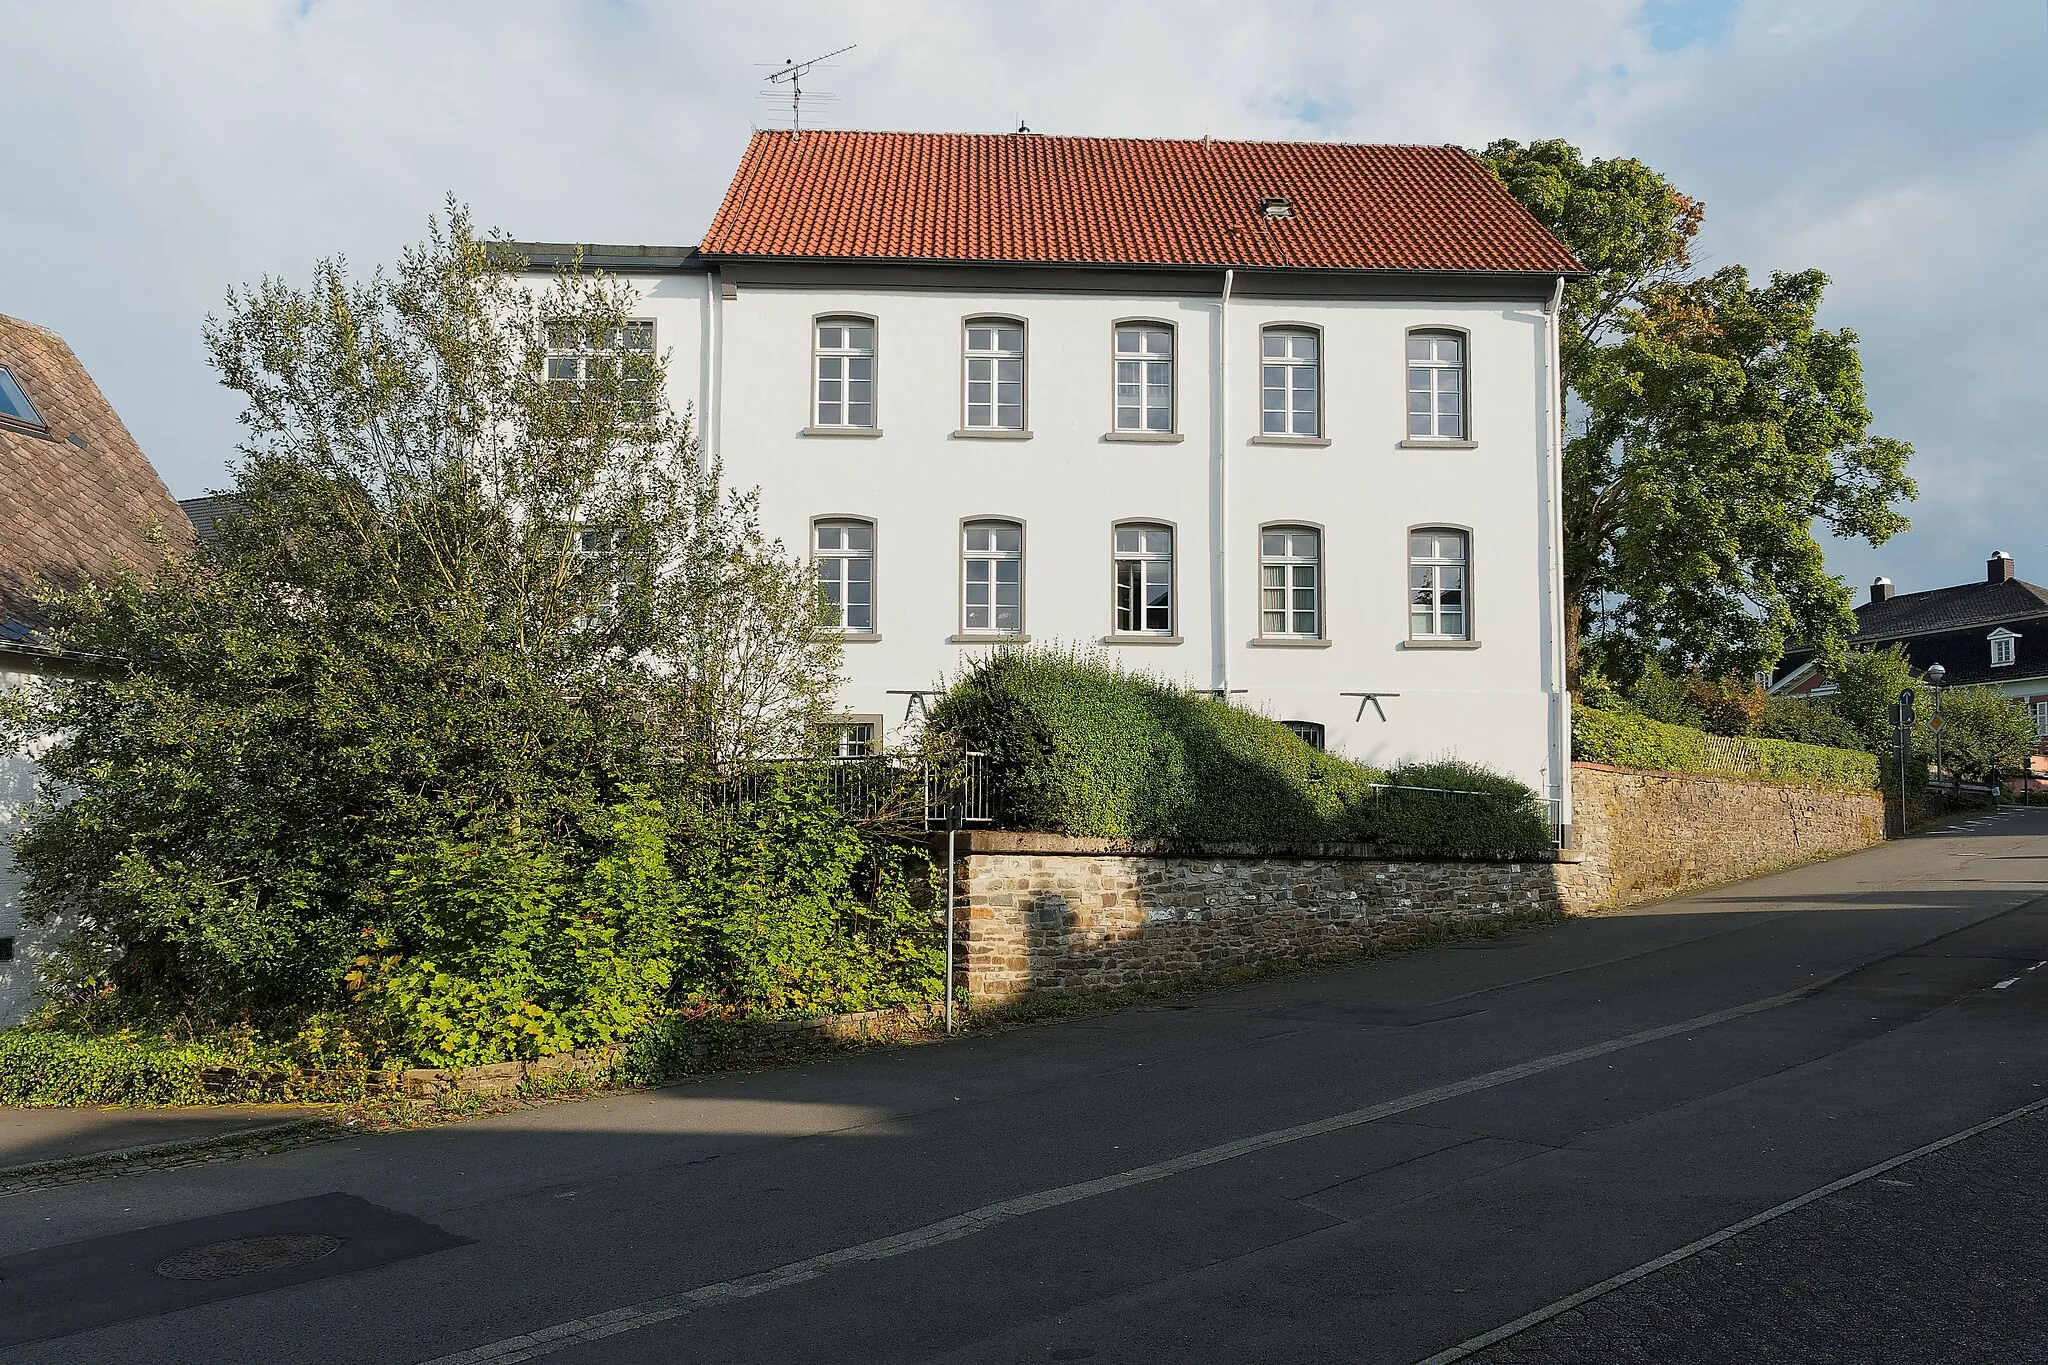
[3,0,2040,594]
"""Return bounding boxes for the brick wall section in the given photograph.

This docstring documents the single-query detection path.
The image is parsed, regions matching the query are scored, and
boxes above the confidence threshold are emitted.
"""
[947,832,1561,1008]
[1557,763,1885,914]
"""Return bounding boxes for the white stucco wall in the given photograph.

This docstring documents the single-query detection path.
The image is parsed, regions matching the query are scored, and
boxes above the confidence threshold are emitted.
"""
[0,667,54,1028]
[550,267,1570,812]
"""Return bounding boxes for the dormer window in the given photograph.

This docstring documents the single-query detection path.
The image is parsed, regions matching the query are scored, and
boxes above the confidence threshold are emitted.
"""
[1989,629,2019,667]
[0,366,45,431]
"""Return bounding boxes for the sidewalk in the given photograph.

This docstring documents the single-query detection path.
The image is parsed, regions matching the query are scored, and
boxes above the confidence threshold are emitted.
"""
[0,1105,325,1173]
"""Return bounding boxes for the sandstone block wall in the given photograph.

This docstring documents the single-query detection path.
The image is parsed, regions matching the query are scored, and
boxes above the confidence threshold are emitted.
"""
[951,833,1560,1008]
[1555,763,1885,913]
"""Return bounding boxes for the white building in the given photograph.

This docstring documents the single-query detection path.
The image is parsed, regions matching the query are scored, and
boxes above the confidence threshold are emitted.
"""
[515,131,1584,831]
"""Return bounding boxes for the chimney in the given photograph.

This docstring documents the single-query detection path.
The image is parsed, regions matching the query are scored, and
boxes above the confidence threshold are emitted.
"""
[1989,551,2015,583]
[1870,577,1894,603]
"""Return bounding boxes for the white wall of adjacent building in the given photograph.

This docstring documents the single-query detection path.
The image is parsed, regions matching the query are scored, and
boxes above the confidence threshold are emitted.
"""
[534,265,1570,817]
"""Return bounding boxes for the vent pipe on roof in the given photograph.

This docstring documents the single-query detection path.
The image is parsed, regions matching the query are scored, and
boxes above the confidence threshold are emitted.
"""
[1871,577,1894,604]
[1989,551,2015,583]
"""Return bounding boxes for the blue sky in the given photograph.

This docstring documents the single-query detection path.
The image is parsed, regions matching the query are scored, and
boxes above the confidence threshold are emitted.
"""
[3,0,2042,601]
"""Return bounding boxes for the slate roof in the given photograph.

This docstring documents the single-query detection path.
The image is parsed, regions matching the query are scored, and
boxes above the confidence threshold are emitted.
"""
[700,131,1585,275]
[0,313,191,643]
[178,494,245,545]
[1855,578,2048,640]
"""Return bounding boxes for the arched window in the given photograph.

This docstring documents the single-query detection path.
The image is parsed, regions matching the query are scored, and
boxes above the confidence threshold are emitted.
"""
[1114,323,1175,433]
[1113,522,1174,635]
[1260,328,1320,437]
[1406,330,1466,441]
[962,520,1024,634]
[813,317,875,429]
[1260,525,1322,638]
[1409,528,1470,640]
[963,318,1026,431]
[812,518,875,635]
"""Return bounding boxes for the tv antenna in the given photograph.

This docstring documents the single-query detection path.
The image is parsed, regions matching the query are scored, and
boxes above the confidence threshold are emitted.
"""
[760,45,855,139]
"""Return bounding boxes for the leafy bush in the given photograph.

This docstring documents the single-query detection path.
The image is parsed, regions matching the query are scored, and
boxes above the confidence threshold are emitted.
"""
[681,772,942,1019]
[0,1030,226,1107]
[1573,707,1878,786]
[1754,695,1867,751]
[928,648,1551,852]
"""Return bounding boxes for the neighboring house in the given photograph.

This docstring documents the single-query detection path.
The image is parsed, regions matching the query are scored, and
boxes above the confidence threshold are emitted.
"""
[511,130,1584,827]
[1773,551,2048,756]
[178,493,244,545]
[0,312,192,1026]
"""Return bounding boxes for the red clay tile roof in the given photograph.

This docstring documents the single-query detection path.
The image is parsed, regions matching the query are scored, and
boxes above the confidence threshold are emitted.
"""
[0,313,191,641]
[701,131,1583,275]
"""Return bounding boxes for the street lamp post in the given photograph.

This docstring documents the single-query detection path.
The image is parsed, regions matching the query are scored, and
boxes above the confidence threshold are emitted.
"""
[1925,663,1947,798]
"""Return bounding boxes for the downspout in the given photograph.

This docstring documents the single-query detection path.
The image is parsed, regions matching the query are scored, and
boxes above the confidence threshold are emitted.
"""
[705,266,724,458]
[1542,274,1572,843]
[1215,267,1235,700]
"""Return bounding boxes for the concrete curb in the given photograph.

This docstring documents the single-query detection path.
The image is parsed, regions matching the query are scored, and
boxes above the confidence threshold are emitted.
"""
[0,1116,332,1183]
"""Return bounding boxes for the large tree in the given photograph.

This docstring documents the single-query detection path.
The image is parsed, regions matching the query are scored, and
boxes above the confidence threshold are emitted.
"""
[4,204,843,1034]
[1480,140,1916,687]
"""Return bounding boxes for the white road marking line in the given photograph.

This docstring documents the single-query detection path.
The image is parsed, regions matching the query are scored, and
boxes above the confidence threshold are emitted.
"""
[1410,1093,2048,1365]
[415,981,1841,1365]
[1995,978,2020,990]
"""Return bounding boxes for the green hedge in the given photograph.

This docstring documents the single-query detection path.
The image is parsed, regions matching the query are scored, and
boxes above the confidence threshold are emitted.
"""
[1573,707,1878,787]
[0,1029,230,1107]
[928,648,1552,853]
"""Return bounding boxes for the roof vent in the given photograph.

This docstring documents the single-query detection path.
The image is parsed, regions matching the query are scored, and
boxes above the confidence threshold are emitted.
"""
[1258,196,1293,219]
[1989,550,2015,583]
[1871,577,1894,604]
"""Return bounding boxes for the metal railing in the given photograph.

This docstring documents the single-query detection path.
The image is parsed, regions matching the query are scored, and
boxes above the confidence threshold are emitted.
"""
[708,751,990,830]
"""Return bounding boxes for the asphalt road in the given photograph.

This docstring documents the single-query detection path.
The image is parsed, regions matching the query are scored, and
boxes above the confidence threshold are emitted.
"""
[4,805,2046,1364]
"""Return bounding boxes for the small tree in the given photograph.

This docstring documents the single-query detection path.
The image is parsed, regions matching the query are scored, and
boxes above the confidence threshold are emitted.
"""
[5,203,841,1044]
[1931,687,2037,785]
[1823,646,1914,753]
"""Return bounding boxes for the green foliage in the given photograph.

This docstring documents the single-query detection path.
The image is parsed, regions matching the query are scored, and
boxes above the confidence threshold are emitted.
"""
[0,1029,225,1107]
[1929,686,2038,784]
[1573,707,1878,787]
[1480,139,1915,682]
[928,648,1551,853]
[683,772,942,1018]
[1,204,842,1042]
[1624,659,1704,728]
[1754,695,1867,752]
[349,793,683,1067]
[1824,646,1915,752]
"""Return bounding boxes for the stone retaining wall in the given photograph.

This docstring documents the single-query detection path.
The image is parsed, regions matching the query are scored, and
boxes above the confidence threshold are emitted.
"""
[942,765,1887,1007]
[1558,763,1886,913]
[943,832,1562,1009]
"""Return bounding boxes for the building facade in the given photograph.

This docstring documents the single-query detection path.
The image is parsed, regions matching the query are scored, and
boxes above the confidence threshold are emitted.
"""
[515,131,1582,823]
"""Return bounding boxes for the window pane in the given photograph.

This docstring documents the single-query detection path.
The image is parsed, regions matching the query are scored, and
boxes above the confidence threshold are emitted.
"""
[1442,535,1465,561]
[1263,334,1285,359]
[993,527,1021,553]
[1146,408,1170,432]
[846,525,872,552]
[1117,360,1139,386]
[1292,334,1317,361]
[1263,534,1285,558]
[996,327,1023,352]
[1117,406,1140,429]
[1115,527,1140,553]
[997,404,1022,428]
[848,326,873,351]
[1436,337,1461,362]
[818,325,842,349]
[1147,331,1172,357]
[1295,531,1318,558]
[817,527,844,551]
[1439,412,1463,438]
[1117,330,1140,353]
[1144,528,1171,554]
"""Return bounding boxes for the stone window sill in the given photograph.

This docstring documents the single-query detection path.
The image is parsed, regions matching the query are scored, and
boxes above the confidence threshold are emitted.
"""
[952,428,1033,441]
[948,634,1032,644]
[1399,438,1478,450]
[1402,638,1482,650]
[1102,634,1183,646]
[1249,637,1333,649]
[802,426,883,438]
[833,633,883,644]
[1249,435,1331,448]
[1102,431,1184,444]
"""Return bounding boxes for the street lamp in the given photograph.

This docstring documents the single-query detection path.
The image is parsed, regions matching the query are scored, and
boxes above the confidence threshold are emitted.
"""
[1924,663,1947,795]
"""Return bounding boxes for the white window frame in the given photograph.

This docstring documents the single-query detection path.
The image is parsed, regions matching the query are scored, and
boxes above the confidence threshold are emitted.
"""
[1405,328,1469,442]
[830,716,884,758]
[1112,521,1175,637]
[1408,527,1472,641]
[1259,524,1323,639]
[1113,322,1176,435]
[1990,629,2020,668]
[1259,327,1322,438]
[545,320,656,419]
[812,316,877,430]
[1281,720,1326,751]
[960,519,1025,636]
[812,517,876,637]
[2031,700,2048,739]
[961,317,1027,433]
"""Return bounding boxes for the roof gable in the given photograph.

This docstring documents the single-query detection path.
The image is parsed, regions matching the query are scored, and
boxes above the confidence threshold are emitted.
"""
[1852,577,2048,640]
[0,314,191,640]
[700,131,1585,275]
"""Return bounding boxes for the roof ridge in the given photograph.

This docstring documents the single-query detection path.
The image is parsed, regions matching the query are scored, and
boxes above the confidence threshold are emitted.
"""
[743,128,1476,152]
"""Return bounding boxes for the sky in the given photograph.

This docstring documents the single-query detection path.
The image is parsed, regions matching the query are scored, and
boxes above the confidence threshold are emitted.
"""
[3,0,2042,600]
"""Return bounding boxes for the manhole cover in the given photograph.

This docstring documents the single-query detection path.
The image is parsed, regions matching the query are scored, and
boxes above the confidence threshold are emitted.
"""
[155,1234,343,1280]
